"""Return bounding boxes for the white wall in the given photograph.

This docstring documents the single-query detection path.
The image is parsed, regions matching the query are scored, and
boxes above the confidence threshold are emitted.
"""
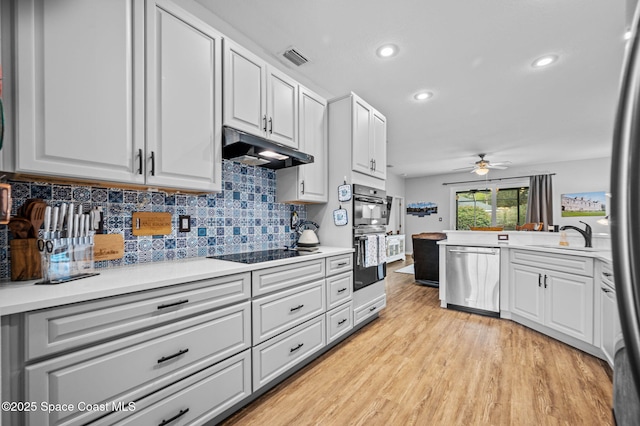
[404,157,612,253]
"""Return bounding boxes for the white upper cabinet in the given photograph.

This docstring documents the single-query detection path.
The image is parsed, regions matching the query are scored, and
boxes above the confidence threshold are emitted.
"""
[223,39,266,137]
[15,0,145,184]
[145,0,222,191]
[277,86,327,203]
[351,94,386,180]
[371,111,387,180]
[14,0,221,191]
[223,39,298,149]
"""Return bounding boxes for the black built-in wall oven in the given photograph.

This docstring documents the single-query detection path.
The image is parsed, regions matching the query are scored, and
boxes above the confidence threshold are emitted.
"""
[353,184,388,291]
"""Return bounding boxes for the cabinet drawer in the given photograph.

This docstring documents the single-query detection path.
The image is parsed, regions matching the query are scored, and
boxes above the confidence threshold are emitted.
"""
[92,350,252,426]
[252,259,325,296]
[253,279,325,344]
[326,302,353,343]
[326,253,353,276]
[354,294,386,325]
[510,249,594,276]
[327,271,353,309]
[601,260,614,286]
[252,315,325,391]
[25,272,250,360]
[25,302,251,426]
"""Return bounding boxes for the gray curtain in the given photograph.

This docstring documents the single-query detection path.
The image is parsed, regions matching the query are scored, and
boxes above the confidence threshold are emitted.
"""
[526,174,553,228]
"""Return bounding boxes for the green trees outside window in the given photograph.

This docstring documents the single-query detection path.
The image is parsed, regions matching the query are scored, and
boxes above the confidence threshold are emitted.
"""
[456,187,529,230]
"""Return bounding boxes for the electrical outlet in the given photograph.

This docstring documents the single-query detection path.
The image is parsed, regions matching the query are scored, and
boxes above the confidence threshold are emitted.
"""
[179,215,191,233]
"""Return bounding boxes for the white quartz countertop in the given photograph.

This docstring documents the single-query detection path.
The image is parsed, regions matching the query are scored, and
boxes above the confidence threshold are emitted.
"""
[0,246,354,316]
[437,230,613,262]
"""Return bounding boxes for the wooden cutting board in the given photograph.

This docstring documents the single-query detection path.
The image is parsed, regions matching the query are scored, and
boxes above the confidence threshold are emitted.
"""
[94,234,124,261]
[132,212,172,236]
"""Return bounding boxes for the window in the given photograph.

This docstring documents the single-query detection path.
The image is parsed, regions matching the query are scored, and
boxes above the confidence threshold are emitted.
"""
[455,186,529,230]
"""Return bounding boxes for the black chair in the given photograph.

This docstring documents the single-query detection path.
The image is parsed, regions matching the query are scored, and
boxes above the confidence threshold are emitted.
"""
[412,232,447,287]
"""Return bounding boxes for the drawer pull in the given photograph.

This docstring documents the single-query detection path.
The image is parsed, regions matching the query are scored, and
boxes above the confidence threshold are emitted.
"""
[337,287,347,293]
[290,343,304,353]
[538,274,542,287]
[157,299,189,310]
[369,306,377,312]
[290,304,304,312]
[336,262,348,267]
[601,287,613,294]
[544,275,548,289]
[603,272,613,278]
[338,318,347,325]
[157,348,189,364]
[159,408,189,426]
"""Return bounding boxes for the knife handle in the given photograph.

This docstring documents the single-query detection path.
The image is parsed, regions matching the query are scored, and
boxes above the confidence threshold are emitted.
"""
[43,206,52,237]
[51,207,59,234]
[58,203,67,232]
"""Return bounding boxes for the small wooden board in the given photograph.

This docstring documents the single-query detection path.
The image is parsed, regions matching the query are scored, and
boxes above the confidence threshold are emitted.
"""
[94,234,124,261]
[132,212,172,236]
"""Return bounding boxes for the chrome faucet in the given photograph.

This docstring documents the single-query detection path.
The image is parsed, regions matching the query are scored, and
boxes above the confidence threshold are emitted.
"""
[560,221,592,247]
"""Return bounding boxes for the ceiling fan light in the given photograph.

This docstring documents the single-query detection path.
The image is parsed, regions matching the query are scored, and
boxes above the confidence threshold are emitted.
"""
[475,167,490,176]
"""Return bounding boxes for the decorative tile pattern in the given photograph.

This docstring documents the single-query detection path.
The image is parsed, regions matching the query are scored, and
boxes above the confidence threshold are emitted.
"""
[0,160,306,279]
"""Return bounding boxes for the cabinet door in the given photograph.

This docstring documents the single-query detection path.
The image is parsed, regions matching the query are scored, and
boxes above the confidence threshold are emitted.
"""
[600,285,617,365]
[267,67,298,148]
[223,39,267,136]
[15,0,144,184]
[544,270,594,343]
[297,86,327,201]
[510,264,544,323]
[145,0,222,191]
[351,95,373,175]
[371,110,387,180]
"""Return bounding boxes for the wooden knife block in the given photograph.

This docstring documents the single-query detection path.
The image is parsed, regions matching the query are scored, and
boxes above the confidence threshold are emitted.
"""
[10,239,42,281]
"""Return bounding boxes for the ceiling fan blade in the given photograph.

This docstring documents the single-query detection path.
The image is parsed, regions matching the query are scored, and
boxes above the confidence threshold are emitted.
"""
[487,165,508,170]
[453,166,475,171]
[488,161,512,166]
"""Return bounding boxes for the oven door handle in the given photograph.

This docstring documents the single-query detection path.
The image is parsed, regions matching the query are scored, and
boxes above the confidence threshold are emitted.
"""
[354,195,385,204]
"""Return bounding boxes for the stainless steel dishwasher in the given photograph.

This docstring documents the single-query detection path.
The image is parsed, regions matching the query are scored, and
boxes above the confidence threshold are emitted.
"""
[445,246,500,317]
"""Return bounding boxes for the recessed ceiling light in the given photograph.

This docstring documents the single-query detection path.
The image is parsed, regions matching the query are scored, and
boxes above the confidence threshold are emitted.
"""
[376,44,398,58]
[414,91,433,101]
[532,55,558,68]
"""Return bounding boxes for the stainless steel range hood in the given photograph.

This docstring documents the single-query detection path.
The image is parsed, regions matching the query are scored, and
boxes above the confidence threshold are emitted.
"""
[222,126,314,169]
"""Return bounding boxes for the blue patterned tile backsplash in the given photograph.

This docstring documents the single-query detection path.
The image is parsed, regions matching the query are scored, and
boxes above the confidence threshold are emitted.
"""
[0,160,306,280]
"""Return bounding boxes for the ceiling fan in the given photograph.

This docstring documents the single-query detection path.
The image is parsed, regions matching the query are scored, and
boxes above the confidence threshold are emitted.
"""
[455,154,511,176]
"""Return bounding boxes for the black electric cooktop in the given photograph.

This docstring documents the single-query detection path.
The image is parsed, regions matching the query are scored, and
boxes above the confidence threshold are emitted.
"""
[209,249,302,264]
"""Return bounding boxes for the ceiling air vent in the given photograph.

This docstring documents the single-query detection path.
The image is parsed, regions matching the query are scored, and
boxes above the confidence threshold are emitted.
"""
[282,47,309,66]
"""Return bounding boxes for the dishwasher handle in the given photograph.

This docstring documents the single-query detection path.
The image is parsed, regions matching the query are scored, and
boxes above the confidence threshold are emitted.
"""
[448,249,499,255]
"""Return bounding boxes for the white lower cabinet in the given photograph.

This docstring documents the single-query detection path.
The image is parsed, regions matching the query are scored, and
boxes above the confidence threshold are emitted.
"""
[326,302,353,343]
[25,302,251,426]
[91,350,252,426]
[599,261,622,367]
[252,315,326,391]
[509,249,594,345]
[252,279,326,344]
[353,280,387,326]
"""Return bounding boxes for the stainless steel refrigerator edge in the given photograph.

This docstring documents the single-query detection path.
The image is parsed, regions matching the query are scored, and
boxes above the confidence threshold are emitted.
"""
[611,1,640,423]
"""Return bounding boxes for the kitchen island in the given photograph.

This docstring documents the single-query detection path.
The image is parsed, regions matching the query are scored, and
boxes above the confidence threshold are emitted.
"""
[0,246,387,426]
[437,230,616,366]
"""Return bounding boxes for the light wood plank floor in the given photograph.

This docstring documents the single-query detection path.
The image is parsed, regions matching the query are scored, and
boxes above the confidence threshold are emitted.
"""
[222,259,613,426]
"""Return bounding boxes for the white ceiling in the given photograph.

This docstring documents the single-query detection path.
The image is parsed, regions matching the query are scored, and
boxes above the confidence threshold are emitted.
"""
[196,0,629,178]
